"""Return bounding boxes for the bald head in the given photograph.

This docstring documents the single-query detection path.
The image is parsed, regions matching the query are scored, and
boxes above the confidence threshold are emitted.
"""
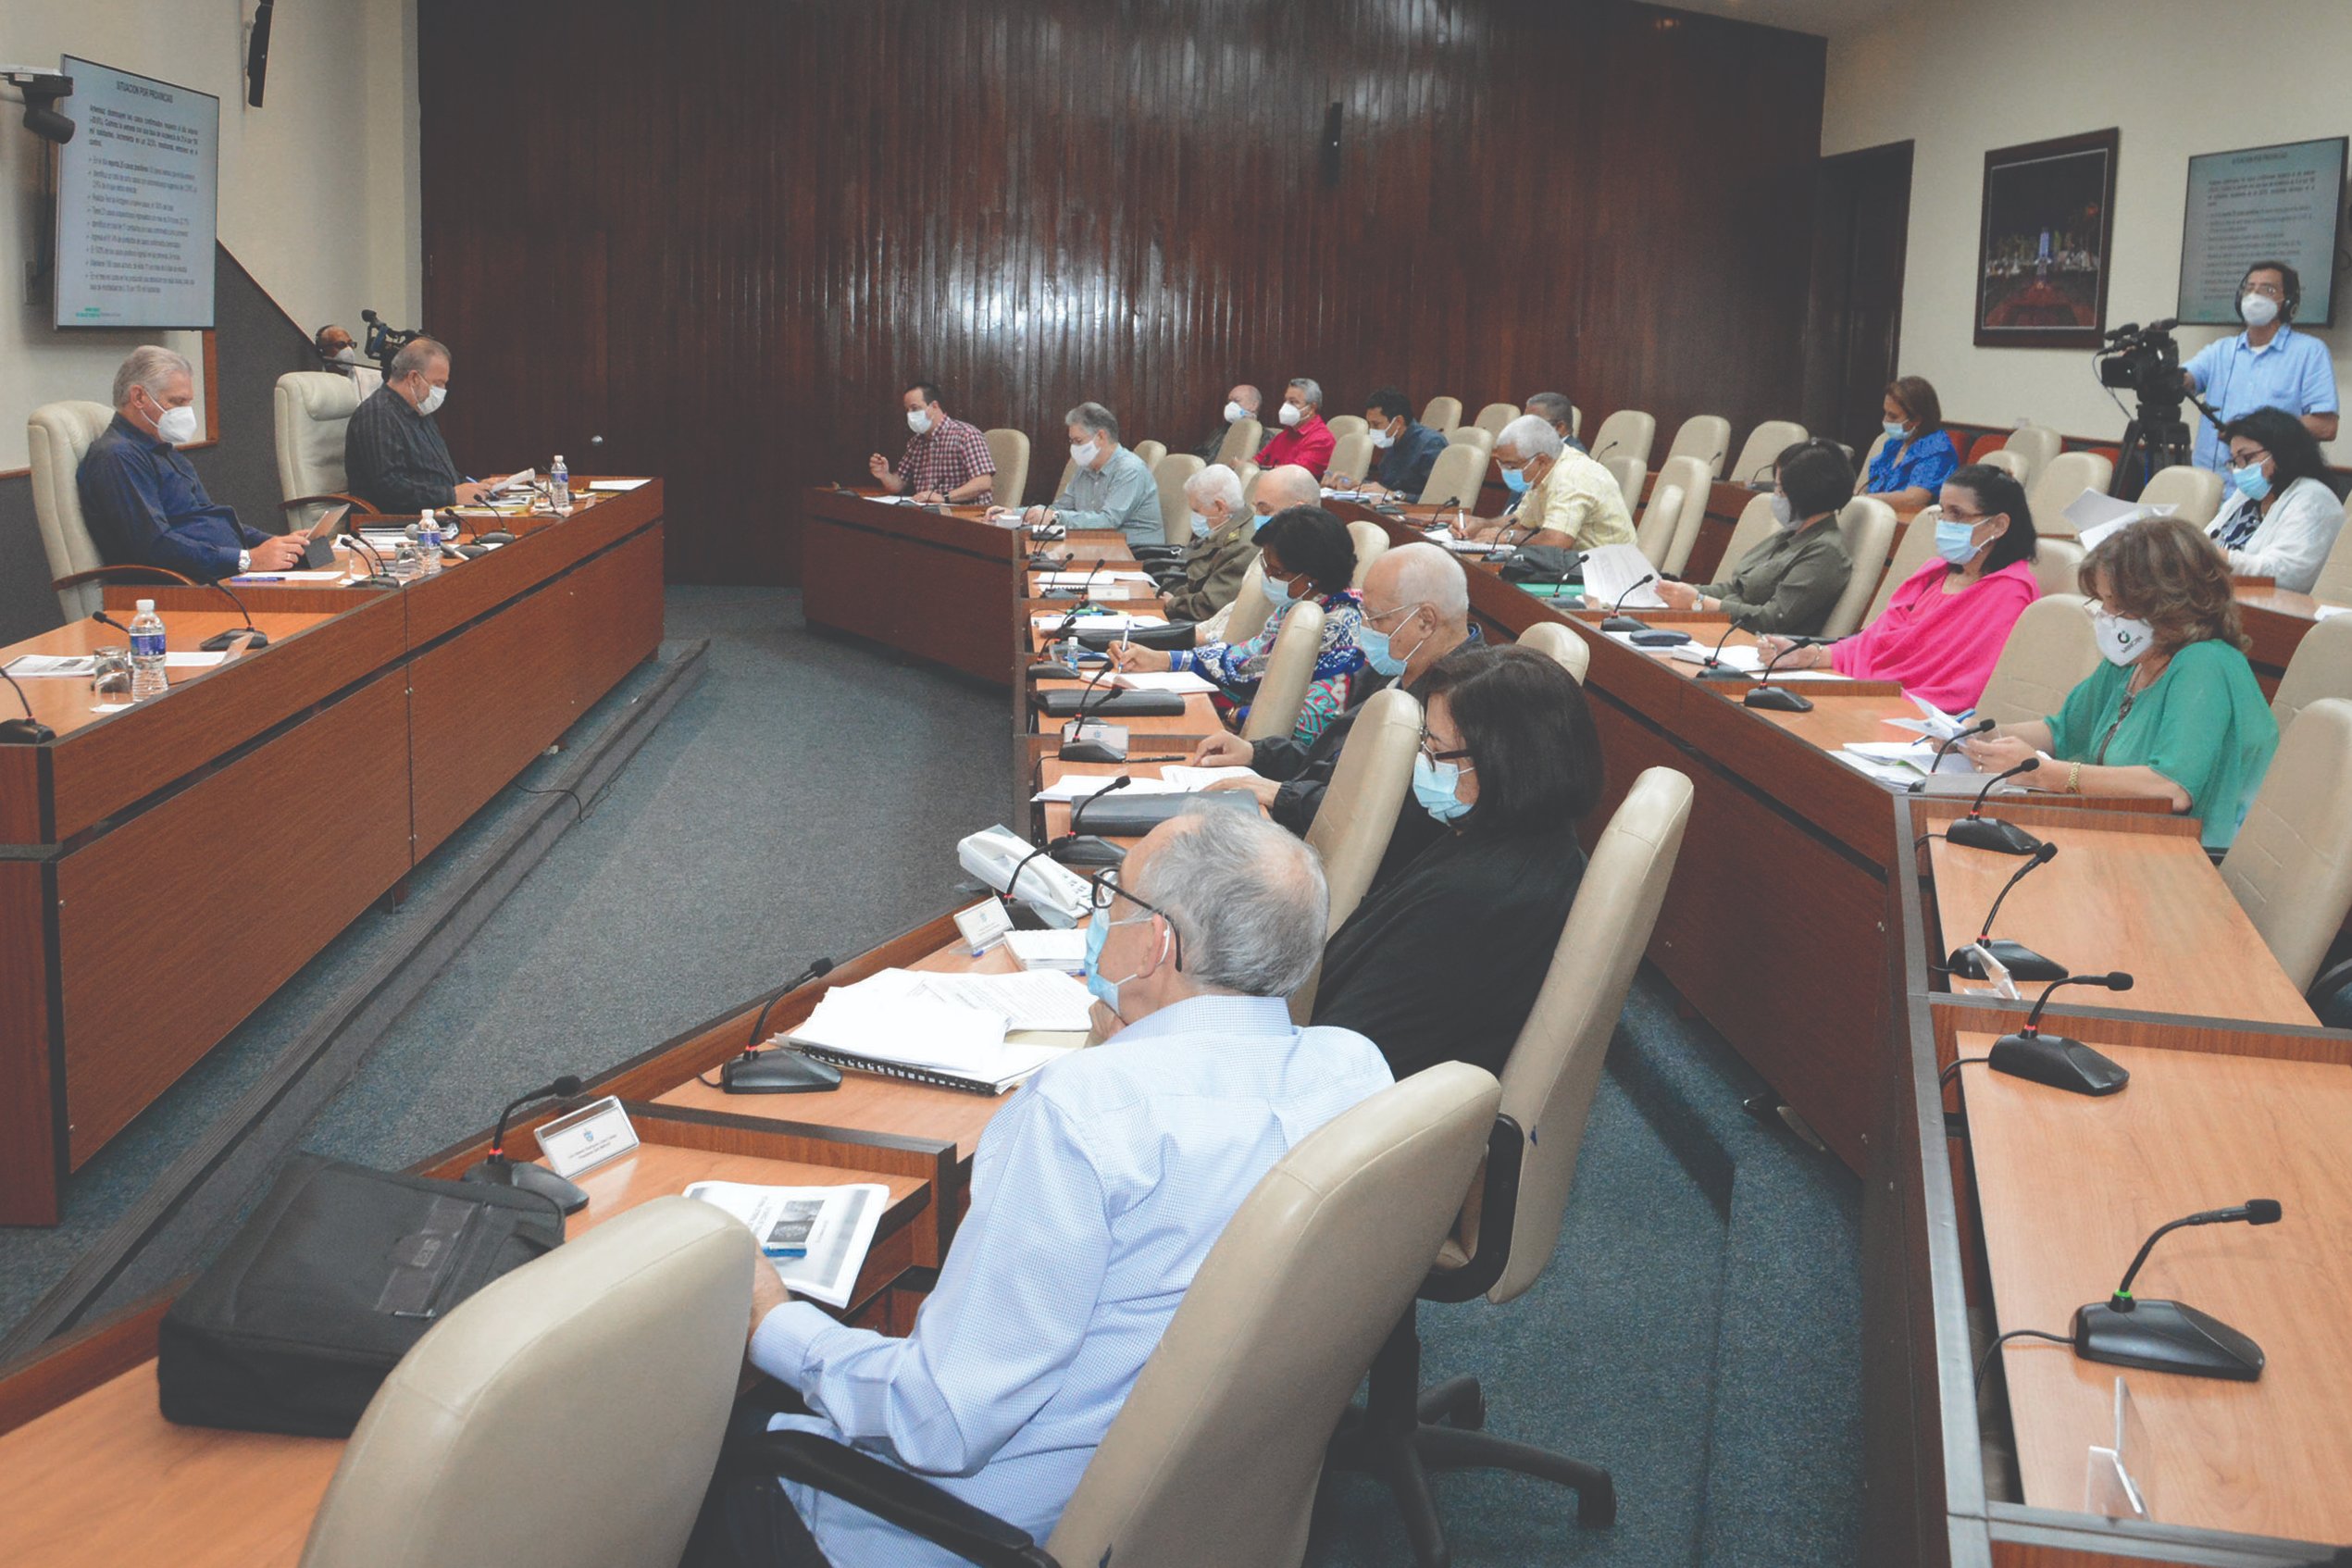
[1228,384,1262,416]
[1255,463,1320,516]
[1364,542,1471,626]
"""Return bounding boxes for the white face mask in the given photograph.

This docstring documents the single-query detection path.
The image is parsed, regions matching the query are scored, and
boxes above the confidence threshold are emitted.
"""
[1368,421,1396,450]
[2240,292,2281,329]
[1070,439,1097,467]
[1223,400,1250,424]
[333,345,359,365]
[414,379,447,417]
[1278,402,1303,428]
[2092,609,2157,666]
[1769,493,1796,529]
[906,408,933,435]
[154,403,200,446]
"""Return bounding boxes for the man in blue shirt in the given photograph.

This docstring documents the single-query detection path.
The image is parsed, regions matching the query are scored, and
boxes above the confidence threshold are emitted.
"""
[1358,386,1449,499]
[708,806,1392,1568]
[77,346,307,581]
[2184,260,2340,471]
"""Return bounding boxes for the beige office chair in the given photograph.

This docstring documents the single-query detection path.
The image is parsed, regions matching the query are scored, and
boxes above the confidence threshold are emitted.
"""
[1241,601,1328,743]
[1326,431,1375,490]
[2220,698,2352,992]
[1633,482,1685,571]
[1347,519,1390,590]
[1602,453,1647,516]
[1332,766,1696,1558]
[274,371,380,531]
[1418,442,1489,507]
[2004,424,2062,484]
[1719,490,1779,573]
[1053,455,1079,505]
[1215,417,1263,470]
[2135,464,2224,529]
[1727,419,1808,486]
[1290,687,1424,1020]
[1865,505,1943,625]
[1656,454,1714,577]
[1132,439,1167,472]
[984,427,1030,508]
[1859,429,1893,479]
[2031,536,2084,601]
[1665,414,1732,479]
[2315,527,2352,607]
[1823,497,1898,639]
[1232,460,1262,507]
[1974,449,2027,481]
[1473,402,1519,437]
[27,400,116,622]
[2025,451,2114,538]
[1325,414,1368,443]
[1419,395,1462,432]
[1569,404,1583,440]
[1516,620,1590,683]
[299,1197,753,1568]
[1153,454,1205,545]
[1974,594,2098,727]
[2271,612,2352,736]
[739,1062,1500,1568]
[1587,410,1655,472]
[1226,557,1274,644]
[1444,425,1495,457]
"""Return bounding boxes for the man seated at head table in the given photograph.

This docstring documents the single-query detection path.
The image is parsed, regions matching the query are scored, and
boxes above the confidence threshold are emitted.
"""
[1467,415,1635,550]
[1190,542,1475,884]
[1958,516,2277,851]
[1020,402,1163,550]
[1312,643,1606,1080]
[1655,440,1855,635]
[1254,377,1337,479]
[865,380,997,505]
[700,806,1392,1568]
[1523,391,1587,453]
[1155,464,1260,622]
[345,336,503,512]
[1186,464,1322,642]
[1757,462,2042,714]
[77,345,309,582]
[1354,386,1450,500]
[1191,381,1263,463]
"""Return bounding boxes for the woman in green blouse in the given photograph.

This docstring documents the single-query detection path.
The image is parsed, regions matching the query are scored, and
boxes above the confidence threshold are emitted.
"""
[1655,441,1855,634]
[1959,516,2277,849]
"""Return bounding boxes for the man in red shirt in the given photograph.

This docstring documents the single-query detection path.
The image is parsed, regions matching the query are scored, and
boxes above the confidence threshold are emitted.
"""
[1254,378,1335,478]
[867,381,999,504]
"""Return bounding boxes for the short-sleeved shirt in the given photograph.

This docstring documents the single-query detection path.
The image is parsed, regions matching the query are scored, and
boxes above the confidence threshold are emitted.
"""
[2045,638,2278,848]
[1052,444,1163,547]
[896,415,997,499]
[1864,428,1959,498]
[1516,448,1635,550]
[2185,324,2340,470]
[1256,414,1336,478]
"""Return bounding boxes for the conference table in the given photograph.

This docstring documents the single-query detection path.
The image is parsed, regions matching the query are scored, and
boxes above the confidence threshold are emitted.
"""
[0,482,666,1226]
[2,482,2342,1566]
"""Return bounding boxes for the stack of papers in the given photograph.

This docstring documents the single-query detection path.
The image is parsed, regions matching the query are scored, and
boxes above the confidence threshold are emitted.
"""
[1034,774,1190,803]
[2064,489,2175,551]
[778,968,1081,1093]
[1581,543,1667,611]
[1035,569,1153,587]
[1004,929,1087,973]
[1661,644,1845,681]
[1112,671,1219,693]
[6,654,96,678]
[589,478,650,492]
[1028,611,1170,633]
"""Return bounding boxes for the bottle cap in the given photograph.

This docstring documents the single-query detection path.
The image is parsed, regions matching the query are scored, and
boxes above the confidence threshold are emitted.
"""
[421,509,435,523]
[553,454,564,464]
[136,599,155,613]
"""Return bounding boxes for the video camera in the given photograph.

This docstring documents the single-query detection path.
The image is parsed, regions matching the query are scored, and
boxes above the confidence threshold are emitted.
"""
[2096,318,2184,404]
[359,308,424,376]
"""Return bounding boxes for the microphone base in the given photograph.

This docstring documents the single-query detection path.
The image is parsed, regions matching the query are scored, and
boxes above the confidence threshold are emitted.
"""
[1742,685,1814,712]
[721,1049,844,1095]
[356,573,404,590]
[1948,816,2045,855]
[1948,939,2067,982]
[1,718,56,744]
[199,628,269,652]
[477,530,517,546]
[1059,721,1128,764]
[1696,665,1752,681]
[462,1155,590,1214]
[2072,1298,2264,1381]
[1050,835,1126,868]
[1598,616,1649,632]
[1988,1031,2131,1095]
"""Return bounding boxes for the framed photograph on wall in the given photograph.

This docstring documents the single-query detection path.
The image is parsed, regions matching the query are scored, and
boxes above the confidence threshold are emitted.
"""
[1973,129,2120,349]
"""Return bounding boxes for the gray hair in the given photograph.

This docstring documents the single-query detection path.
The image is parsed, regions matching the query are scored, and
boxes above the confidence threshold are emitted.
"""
[1287,377,1323,409]
[1255,463,1321,513]
[112,345,191,409]
[1524,392,1574,431]
[1064,401,1120,442]
[1372,541,1471,621]
[388,336,450,380]
[1184,464,1243,511]
[1497,413,1564,462]
[1139,803,1329,998]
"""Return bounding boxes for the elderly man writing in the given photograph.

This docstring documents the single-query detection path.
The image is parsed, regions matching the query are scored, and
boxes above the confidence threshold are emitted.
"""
[1022,402,1162,548]
[1470,414,1634,551]
[1157,464,1260,622]
[345,336,501,512]
[703,806,1391,1568]
[1188,463,1322,642]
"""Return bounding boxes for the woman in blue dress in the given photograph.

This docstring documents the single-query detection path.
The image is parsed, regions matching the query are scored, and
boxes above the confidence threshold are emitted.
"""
[1863,375,1960,511]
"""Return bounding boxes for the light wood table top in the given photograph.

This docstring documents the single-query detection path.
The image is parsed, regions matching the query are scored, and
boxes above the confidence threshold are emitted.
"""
[1928,821,2316,1026]
[1,610,336,742]
[1966,1035,2352,1541]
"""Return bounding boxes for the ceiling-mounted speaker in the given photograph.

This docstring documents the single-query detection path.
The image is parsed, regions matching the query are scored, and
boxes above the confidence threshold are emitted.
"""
[246,0,276,108]
[1321,102,1342,188]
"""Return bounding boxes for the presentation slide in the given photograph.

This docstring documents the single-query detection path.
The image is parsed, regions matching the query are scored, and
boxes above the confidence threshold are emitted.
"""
[2177,137,2346,327]
[53,56,219,330]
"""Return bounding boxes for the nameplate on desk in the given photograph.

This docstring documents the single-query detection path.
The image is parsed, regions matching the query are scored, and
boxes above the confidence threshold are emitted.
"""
[953,897,1015,956]
[535,1096,639,1178]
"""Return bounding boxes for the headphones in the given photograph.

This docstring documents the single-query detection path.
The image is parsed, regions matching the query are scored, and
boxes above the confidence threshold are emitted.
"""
[2238,260,2301,321]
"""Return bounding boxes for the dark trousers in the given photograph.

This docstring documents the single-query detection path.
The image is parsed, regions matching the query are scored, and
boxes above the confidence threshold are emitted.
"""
[683,1470,832,1568]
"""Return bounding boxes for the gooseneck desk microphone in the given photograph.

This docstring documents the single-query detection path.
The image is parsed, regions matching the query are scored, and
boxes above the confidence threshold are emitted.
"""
[2072,1200,2282,1380]
[1986,971,2134,1095]
[722,958,842,1094]
[1947,751,2048,855]
[463,1075,591,1213]
[1598,573,1659,633]
[1946,837,2066,981]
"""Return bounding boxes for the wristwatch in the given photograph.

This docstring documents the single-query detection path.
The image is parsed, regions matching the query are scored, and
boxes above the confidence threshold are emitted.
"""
[237,549,251,573]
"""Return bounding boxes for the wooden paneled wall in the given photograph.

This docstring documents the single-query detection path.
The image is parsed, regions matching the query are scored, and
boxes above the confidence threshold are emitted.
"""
[417,0,1825,584]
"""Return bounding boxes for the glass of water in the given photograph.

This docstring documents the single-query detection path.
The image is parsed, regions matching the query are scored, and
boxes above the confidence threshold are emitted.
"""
[91,647,132,702]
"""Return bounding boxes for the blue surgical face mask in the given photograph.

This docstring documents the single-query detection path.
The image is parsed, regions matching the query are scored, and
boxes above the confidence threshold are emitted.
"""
[1883,419,1909,440]
[1261,570,1297,608]
[1189,511,1213,541]
[1500,465,1530,494]
[1082,912,1146,1014]
[1935,517,1985,565]
[1358,609,1428,678]
[2233,464,2271,502]
[1769,493,1796,529]
[1412,753,1473,823]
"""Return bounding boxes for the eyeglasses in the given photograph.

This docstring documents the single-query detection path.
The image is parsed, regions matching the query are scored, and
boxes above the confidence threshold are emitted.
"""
[1417,728,1474,767]
[1364,599,1429,628]
[1085,867,1186,970]
[2227,448,2271,471]
[2246,280,2287,299]
[1941,508,1995,526]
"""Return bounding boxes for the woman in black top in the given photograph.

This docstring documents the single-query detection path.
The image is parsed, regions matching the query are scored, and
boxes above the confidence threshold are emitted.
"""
[1311,643,1605,1080]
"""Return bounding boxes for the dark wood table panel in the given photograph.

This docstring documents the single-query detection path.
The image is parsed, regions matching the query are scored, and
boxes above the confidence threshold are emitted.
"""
[408,483,665,646]
[0,861,58,1223]
[801,492,1027,685]
[561,526,667,714]
[54,673,412,1165]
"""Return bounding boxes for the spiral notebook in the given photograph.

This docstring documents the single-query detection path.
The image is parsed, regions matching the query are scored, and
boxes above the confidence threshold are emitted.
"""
[777,974,1076,1095]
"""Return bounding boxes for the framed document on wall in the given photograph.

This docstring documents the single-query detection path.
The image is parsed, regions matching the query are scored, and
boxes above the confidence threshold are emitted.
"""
[1973,129,2120,350]
[2177,136,2346,327]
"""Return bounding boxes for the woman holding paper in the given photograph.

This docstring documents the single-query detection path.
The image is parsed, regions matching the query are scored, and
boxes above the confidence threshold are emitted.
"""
[1757,465,2040,712]
[1958,516,2276,849]
[1655,442,1854,635]
[2205,407,2345,594]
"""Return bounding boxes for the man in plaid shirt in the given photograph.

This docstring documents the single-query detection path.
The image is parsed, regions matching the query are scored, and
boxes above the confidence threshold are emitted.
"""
[868,381,999,504]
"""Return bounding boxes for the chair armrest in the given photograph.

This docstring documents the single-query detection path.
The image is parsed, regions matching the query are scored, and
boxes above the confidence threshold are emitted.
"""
[730,1429,1059,1568]
[278,492,381,516]
[1419,1114,1523,1303]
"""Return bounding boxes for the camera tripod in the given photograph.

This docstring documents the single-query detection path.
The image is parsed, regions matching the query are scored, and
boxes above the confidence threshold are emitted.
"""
[2113,389,2221,499]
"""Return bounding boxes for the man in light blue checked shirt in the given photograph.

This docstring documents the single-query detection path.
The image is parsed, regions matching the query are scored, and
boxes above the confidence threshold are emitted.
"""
[696,805,1392,1567]
[2184,260,2339,471]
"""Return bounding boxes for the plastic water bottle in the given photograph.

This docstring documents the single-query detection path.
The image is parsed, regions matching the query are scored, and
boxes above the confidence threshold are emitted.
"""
[417,510,442,576]
[548,454,570,516]
[129,599,168,701]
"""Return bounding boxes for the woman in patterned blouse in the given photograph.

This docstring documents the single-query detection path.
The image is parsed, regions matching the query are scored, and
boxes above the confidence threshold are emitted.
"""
[1862,375,1960,511]
[1109,505,1367,744]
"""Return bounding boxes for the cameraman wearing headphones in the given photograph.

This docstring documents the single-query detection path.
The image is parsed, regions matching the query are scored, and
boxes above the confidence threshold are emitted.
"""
[2182,260,2339,471]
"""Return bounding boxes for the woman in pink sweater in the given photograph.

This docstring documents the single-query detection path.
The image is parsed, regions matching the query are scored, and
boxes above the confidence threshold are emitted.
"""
[1757,464,2039,713]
